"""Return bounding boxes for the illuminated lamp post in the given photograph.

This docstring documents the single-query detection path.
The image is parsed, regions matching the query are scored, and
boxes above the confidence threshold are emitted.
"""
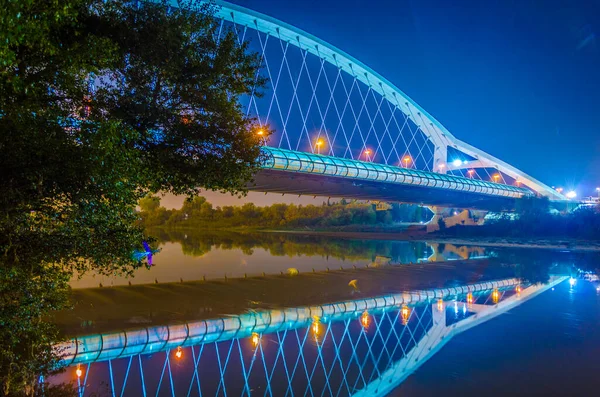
[315,139,324,155]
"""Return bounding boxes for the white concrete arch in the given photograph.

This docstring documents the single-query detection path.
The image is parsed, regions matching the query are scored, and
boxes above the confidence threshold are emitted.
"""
[168,0,564,200]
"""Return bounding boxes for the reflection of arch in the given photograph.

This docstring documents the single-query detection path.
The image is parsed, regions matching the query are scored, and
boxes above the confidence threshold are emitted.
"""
[179,0,563,200]
[55,277,566,395]
[355,276,566,396]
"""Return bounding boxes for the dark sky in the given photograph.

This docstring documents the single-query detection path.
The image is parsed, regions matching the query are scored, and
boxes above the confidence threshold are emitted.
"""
[228,0,599,197]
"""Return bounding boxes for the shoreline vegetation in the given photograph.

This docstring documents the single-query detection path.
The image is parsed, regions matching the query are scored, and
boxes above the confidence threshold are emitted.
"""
[141,195,600,252]
[139,195,432,228]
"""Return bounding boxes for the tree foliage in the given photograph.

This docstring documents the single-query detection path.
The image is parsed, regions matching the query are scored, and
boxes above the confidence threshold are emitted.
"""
[139,196,432,229]
[0,0,263,394]
[438,198,600,240]
[1,0,264,275]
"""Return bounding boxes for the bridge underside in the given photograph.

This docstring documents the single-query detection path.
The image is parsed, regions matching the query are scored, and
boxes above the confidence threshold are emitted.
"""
[250,169,520,211]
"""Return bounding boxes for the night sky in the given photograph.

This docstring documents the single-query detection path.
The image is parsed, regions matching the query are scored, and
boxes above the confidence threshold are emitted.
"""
[166,0,600,208]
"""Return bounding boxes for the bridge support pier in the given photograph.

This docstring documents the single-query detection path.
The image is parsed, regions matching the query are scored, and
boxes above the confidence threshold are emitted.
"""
[426,206,487,233]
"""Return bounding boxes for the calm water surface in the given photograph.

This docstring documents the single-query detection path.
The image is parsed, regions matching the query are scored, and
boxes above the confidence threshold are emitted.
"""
[58,230,600,396]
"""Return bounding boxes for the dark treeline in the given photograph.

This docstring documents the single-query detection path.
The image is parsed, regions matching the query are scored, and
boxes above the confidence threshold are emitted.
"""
[440,197,600,240]
[140,196,432,229]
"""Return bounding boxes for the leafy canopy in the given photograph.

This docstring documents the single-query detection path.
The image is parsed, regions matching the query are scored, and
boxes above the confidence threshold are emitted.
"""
[0,0,264,276]
[0,0,264,393]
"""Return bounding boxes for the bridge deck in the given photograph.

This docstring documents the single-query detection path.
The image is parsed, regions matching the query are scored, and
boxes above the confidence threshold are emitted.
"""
[253,147,531,210]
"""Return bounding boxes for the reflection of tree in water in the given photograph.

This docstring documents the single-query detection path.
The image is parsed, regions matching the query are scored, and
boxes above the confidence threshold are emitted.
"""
[151,228,431,264]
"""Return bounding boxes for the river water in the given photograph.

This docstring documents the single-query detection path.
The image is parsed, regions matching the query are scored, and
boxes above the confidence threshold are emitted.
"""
[55,230,600,396]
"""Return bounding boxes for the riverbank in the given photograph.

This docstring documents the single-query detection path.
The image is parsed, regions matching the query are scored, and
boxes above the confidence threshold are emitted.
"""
[265,229,600,252]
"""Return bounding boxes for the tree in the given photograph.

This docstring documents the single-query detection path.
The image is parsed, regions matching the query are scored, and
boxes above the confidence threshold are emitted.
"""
[139,195,161,213]
[1,0,263,274]
[0,0,264,393]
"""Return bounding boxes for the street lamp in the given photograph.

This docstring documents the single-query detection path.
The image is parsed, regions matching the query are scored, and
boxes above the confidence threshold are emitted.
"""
[364,149,372,162]
[492,174,501,183]
[251,332,260,348]
[256,129,266,145]
[315,138,324,155]
[566,190,577,199]
[467,169,475,178]
[403,155,412,168]
[438,163,445,173]
[556,187,564,194]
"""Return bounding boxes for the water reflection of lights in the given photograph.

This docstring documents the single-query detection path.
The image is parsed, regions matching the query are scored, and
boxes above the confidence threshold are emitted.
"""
[492,289,500,304]
[569,277,577,287]
[311,316,321,339]
[251,332,260,348]
[175,346,183,359]
[361,311,370,328]
[401,306,410,325]
[437,299,444,312]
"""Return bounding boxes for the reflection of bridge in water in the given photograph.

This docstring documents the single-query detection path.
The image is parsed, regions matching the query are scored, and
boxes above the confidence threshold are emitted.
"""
[54,276,566,396]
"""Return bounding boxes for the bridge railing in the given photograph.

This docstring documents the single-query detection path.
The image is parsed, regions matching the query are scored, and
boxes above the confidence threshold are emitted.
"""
[261,147,531,199]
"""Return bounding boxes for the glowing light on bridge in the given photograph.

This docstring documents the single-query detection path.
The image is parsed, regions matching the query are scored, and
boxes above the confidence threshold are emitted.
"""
[363,149,372,161]
[467,169,475,178]
[492,174,501,183]
[437,299,444,312]
[466,292,474,304]
[76,365,82,378]
[175,346,183,359]
[452,159,463,167]
[315,138,324,155]
[403,155,412,168]
[251,332,260,348]
[556,187,564,193]
[566,190,577,199]
[569,277,576,287]
[516,285,522,294]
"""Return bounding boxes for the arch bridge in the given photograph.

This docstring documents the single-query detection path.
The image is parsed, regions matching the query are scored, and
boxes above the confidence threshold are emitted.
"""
[189,1,565,210]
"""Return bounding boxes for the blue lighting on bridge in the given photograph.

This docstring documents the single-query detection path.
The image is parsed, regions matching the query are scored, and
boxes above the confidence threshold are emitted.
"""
[260,147,529,199]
